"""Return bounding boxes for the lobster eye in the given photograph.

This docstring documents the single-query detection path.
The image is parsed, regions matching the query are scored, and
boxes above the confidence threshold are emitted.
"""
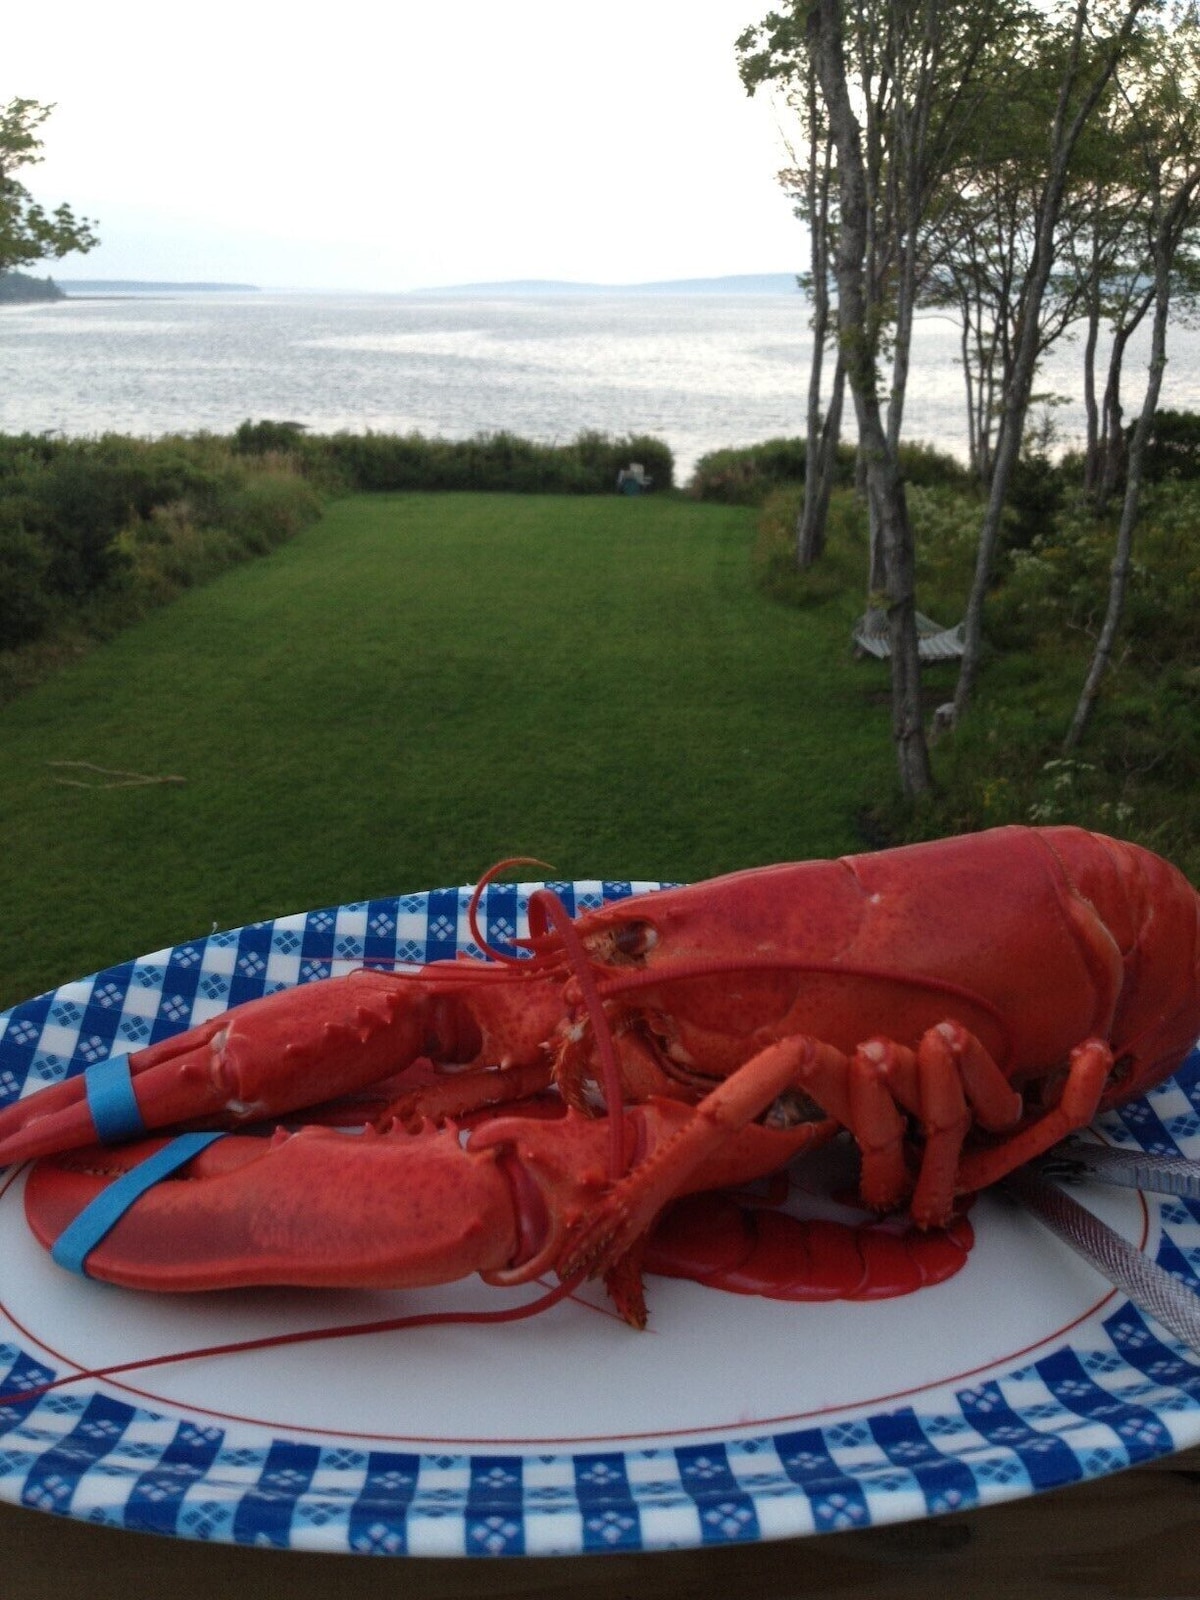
[613,920,657,959]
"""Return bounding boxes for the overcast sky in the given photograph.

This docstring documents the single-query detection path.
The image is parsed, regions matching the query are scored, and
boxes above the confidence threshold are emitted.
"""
[9,1,805,291]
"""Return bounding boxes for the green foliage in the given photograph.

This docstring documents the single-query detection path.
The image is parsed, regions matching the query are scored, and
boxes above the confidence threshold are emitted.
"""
[0,513,52,645]
[0,99,98,274]
[690,437,967,506]
[750,473,977,622]
[988,478,1198,668]
[0,433,323,662]
[315,427,674,496]
[1141,408,1200,482]
[746,449,1198,882]
[751,485,869,612]
[689,437,824,504]
[873,651,1200,884]
[233,418,309,456]
[1003,442,1068,550]
[896,441,973,490]
[865,467,1200,883]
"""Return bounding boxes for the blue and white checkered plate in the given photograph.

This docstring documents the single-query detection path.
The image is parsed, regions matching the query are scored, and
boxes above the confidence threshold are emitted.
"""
[0,878,1198,1558]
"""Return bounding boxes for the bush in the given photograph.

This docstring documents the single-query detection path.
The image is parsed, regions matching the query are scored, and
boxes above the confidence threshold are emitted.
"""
[221,472,324,553]
[0,433,326,694]
[318,427,674,496]
[689,437,815,504]
[895,440,972,489]
[0,515,53,647]
[233,418,309,455]
[1140,409,1200,483]
[689,436,967,505]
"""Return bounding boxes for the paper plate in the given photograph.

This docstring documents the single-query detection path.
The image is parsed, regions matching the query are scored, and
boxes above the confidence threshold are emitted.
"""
[0,879,1197,1557]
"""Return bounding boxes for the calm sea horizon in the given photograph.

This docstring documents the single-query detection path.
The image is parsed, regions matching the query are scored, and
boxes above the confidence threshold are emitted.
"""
[3,288,1196,482]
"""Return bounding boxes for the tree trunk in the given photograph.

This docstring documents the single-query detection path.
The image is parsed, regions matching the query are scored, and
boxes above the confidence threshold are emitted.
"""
[1064,188,1187,750]
[1082,292,1101,496]
[809,0,932,798]
[797,97,838,569]
[1097,320,1132,511]
[799,353,847,567]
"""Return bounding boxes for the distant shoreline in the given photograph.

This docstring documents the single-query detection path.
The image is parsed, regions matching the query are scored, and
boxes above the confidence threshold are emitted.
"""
[56,280,261,294]
[50,273,801,298]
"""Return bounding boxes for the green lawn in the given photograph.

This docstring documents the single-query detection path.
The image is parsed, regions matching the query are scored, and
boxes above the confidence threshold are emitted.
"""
[0,492,898,1009]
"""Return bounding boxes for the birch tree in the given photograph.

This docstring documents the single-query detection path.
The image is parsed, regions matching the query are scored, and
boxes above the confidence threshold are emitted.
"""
[741,0,1023,797]
[1064,7,1200,748]
[951,0,1155,721]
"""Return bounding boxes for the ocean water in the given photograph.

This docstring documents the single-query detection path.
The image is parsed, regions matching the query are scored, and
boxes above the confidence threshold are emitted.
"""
[3,289,1197,482]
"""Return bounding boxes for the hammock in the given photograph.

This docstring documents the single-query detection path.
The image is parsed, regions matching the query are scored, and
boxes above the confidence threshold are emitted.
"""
[852,611,966,662]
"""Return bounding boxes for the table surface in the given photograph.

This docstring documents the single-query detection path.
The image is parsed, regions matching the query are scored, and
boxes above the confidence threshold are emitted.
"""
[2,1442,1196,1600]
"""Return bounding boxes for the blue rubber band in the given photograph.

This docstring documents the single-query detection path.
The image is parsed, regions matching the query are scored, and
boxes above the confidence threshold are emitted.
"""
[84,1056,147,1144]
[51,1131,227,1277]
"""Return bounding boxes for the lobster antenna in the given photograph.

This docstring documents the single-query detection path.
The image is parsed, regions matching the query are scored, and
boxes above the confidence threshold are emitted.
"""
[528,888,628,1180]
[467,857,557,965]
[0,1276,586,1411]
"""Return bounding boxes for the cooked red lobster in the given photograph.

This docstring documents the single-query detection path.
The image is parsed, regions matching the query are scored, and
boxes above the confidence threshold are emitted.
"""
[6,825,1200,1325]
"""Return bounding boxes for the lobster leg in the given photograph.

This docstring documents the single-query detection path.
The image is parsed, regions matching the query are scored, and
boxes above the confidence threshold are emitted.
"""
[558,1019,1034,1286]
[954,1038,1114,1193]
[872,1022,1023,1227]
[557,1035,832,1287]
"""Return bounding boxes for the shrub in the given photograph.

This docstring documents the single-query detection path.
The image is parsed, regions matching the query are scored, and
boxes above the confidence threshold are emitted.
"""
[233,418,309,455]
[221,473,323,553]
[318,428,673,496]
[1140,408,1200,483]
[689,438,814,504]
[895,441,972,489]
[0,515,53,647]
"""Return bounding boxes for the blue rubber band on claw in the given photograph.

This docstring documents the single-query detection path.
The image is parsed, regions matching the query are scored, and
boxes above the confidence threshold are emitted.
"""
[51,1131,227,1277]
[84,1056,147,1144]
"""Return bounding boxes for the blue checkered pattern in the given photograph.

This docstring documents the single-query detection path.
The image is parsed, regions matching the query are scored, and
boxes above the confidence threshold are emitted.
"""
[0,885,1198,1556]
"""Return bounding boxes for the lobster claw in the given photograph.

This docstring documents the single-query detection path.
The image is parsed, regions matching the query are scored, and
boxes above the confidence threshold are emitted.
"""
[0,965,563,1168]
[23,1122,524,1292]
[23,1089,835,1324]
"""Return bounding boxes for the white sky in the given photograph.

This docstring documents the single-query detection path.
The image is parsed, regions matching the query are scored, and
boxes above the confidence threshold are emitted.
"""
[8,0,805,291]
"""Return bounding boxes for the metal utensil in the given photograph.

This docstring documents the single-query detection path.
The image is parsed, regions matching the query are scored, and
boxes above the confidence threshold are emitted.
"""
[1004,1165,1200,1359]
[1034,1138,1200,1200]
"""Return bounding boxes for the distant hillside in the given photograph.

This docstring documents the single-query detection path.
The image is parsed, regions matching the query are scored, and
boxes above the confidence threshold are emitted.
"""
[415,273,802,297]
[0,271,64,303]
[56,280,260,294]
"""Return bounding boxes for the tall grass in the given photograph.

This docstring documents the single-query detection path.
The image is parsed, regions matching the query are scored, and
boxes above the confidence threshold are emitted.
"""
[0,492,896,1009]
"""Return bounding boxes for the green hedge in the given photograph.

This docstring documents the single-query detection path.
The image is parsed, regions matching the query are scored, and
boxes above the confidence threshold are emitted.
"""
[0,433,322,655]
[235,422,675,496]
[688,436,966,505]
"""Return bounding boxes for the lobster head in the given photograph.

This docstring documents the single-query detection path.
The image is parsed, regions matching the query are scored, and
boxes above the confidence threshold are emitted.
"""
[552,829,1200,1116]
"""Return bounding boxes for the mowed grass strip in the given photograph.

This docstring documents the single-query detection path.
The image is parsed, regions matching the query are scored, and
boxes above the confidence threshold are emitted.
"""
[0,492,895,1007]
